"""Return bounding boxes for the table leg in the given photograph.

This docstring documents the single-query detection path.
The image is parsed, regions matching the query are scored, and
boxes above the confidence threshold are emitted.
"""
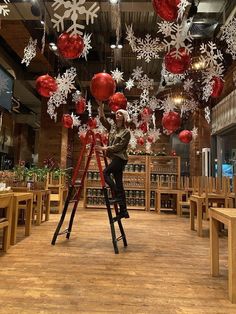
[25,199,32,236]
[10,199,18,245]
[190,200,195,231]
[36,194,42,226]
[228,221,236,303]
[176,192,180,216]
[45,192,50,221]
[197,200,203,237]
[210,216,219,276]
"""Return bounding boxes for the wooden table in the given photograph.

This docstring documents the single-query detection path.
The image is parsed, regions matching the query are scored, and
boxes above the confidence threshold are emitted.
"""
[11,192,33,245]
[209,207,236,303]
[155,189,180,215]
[0,193,13,251]
[190,193,230,237]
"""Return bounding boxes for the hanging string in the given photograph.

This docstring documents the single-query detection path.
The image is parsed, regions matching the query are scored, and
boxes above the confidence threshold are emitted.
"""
[41,8,46,54]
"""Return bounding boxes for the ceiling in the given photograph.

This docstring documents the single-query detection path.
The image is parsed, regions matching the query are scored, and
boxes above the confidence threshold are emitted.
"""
[0,0,235,128]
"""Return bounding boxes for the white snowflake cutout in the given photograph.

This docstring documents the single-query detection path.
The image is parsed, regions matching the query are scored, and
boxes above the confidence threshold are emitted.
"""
[81,33,92,60]
[127,100,143,117]
[159,96,177,113]
[56,67,77,97]
[157,21,173,37]
[202,80,214,102]
[191,126,198,140]
[129,132,137,149]
[47,103,57,121]
[204,106,211,124]
[51,0,100,35]
[183,78,193,92]
[221,17,236,60]
[177,0,190,20]
[71,112,81,127]
[0,0,10,16]
[149,96,160,111]
[140,89,149,106]
[111,68,124,83]
[125,78,135,90]
[131,66,143,81]
[21,37,37,67]
[135,34,162,63]
[137,74,154,90]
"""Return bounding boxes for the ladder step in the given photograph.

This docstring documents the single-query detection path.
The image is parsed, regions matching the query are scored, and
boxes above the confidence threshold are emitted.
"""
[58,229,70,236]
[116,235,124,242]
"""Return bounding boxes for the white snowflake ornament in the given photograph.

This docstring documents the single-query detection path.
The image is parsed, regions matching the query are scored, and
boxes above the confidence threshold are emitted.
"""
[125,78,135,90]
[56,67,77,97]
[21,37,37,67]
[51,0,100,35]
[183,78,193,92]
[71,112,81,127]
[81,33,92,60]
[111,68,124,83]
[135,34,162,63]
[137,74,154,91]
[191,126,198,140]
[131,66,143,81]
[204,106,211,124]
[177,0,190,20]
[149,96,160,111]
[221,17,236,60]
[0,0,10,16]
[159,96,177,113]
[157,21,173,37]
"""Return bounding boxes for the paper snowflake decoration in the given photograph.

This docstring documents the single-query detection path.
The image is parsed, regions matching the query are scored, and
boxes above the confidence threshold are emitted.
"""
[149,96,160,111]
[131,66,143,81]
[137,74,154,90]
[78,123,88,134]
[221,17,236,60]
[72,90,82,103]
[204,106,211,124]
[0,73,9,95]
[125,24,137,51]
[56,67,77,97]
[51,0,100,35]
[126,25,162,63]
[47,103,57,121]
[202,80,214,102]
[146,141,152,154]
[125,78,134,90]
[191,126,198,140]
[81,33,92,60]
[157,21,173,37]
[135,34,162,63]
[140,89,149,106]
[183,78,193,92]
[160,63,185,88]
[48,91,67,108]
[148,129,161,143]
[129,132,137,149]
[180,99,197,117]
[0,0,10,16]
[127,100,143,117]
[163,23,193,58]
[159,96,177,113]
[87,100,92,117]
[71,113,81,128]
[21,37,37,67]
[177,0,190,20]
[111,68,124,83]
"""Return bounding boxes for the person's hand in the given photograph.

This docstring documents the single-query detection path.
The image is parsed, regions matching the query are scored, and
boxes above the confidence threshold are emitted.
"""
[95,145,107,152]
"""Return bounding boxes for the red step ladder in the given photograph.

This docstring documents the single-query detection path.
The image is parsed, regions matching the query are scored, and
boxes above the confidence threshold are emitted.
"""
[51,129,128,254]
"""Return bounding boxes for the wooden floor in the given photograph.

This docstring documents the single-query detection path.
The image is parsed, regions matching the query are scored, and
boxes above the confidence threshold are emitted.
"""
[1,208,236,314]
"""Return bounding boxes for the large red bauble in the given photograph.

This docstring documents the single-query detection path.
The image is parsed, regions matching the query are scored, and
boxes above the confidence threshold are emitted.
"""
[178,130,192,143]
[211,77,224,98]
[62,114,73,128]
[152,0,180,21]
[108,92,127,112]
[35,74,58,98]
[147,135,155,143]
[162,111,181,132]
[87,117,97,129]
[90,73,116,101]
[141,107,153,122]
[165,48,191,74]
[75,97,86,114]
[57,32,84,59]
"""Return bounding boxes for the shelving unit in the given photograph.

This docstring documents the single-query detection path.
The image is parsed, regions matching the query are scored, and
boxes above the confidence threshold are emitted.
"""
[84,155,148,210]
[147,156,181,211]
[84,155,180,212]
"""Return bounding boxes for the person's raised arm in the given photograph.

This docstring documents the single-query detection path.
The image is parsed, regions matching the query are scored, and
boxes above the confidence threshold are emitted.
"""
[96,100,111,131]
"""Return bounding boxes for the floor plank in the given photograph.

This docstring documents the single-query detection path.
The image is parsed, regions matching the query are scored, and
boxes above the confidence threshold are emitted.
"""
[0,209,236,313]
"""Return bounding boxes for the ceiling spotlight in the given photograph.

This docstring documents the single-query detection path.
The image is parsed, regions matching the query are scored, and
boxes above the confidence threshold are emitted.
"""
[117,44,123,49]
[40,20,45,25]
[110,44,116,49]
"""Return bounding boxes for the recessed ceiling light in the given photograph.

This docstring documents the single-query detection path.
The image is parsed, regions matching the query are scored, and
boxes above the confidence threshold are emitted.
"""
[110,44,116,49]
[109,0,119,4]
[117,44,123,49]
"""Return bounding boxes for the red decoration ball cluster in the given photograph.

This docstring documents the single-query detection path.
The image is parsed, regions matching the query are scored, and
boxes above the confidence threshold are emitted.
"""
[35,74,58,98]
[108,92,127,112]
[178,130,192,143]
[162,111,181,132]
[57,32,84,59]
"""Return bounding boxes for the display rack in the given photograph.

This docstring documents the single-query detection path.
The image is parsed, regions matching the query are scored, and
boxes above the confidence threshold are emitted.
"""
[147,156,181,211]
[84,155,148,210]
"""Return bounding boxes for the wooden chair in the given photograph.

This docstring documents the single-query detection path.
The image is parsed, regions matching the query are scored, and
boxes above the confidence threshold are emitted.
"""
[0,193,13,252]
[46,173,68,214]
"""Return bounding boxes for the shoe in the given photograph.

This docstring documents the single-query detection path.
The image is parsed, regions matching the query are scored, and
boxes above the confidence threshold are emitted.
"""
[118,210,130,219]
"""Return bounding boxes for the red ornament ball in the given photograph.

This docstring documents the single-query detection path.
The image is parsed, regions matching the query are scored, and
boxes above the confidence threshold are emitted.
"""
[162,111,181,132]
[57,32,84,59]
[152,0,180,21]
[75,97,86,114]
[141,107,153,122]
[87,117,97,129]
[108,92,127,112]
[147,135,155,143]
[62,114,73,128]
[137,137,145,146]
[211,77,224,98]
[139,122,148,133]
[90,73,116,101]
[165,48,191,74]
[178,130,192,143]
[35,74,58,98]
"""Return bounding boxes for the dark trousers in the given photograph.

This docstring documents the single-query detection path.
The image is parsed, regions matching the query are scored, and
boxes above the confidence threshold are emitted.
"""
[103,157,127,210]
